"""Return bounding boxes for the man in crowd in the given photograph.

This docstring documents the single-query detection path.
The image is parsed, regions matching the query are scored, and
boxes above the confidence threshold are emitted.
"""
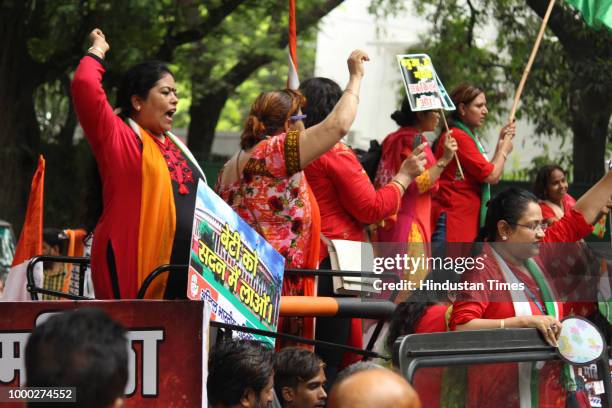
[274,347,327,408]
[328,364,421,408]
[25,307,128,408]
[208,339,275,408]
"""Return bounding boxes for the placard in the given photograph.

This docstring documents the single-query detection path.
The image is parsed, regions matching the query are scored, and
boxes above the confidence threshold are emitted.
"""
[187,180,284,346]
[396,53,455,111]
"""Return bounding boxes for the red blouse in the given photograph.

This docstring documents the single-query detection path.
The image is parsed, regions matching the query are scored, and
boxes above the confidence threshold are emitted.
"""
[304,142,401,261]
[449,208,593,408]
[432,127,494,242]
[450,208,593,329]
[539,194,576,222]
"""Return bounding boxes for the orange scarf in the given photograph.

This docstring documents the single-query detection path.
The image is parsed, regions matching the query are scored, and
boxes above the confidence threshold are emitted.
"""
[137,128,176,298]
[60,229,87,294]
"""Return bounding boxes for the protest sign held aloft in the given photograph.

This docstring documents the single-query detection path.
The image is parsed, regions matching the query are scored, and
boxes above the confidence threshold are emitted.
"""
[396,53,455,112]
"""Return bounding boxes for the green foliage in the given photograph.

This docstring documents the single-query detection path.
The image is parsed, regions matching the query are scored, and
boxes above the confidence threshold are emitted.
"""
[26,0,319,140]
[4,0,334,230]
[217,38,316,132]
[371,0,612,173]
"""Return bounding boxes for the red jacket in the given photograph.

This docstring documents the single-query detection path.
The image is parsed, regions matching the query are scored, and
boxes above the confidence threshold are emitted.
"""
[304,143,400,261]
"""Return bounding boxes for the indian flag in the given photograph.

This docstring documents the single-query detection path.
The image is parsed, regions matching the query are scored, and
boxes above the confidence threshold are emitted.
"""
[565,0,612,30]
[1,156,45,301]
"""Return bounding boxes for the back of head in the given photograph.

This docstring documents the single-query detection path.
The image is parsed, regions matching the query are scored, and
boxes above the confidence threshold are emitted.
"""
[329,368,420,408]
[533,164,565,200]
[386,288,439,351]
[390,98,418,127]
[273,347,324,402]
[116,60,174,119]
[42,228,69,254]
[208,339,274,407]
[25,308,128,408]
[481,187,539,241]
[241,89,305,150]
[334,360,384,384]
[449,83,484,122]
[299,77,342,128]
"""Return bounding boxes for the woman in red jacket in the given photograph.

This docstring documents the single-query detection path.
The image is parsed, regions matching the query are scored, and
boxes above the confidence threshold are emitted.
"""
[374,98,458,292]
[432,84,515,244]
[450,171,612,407]
[300,77,426,382]
[71,29,207,299]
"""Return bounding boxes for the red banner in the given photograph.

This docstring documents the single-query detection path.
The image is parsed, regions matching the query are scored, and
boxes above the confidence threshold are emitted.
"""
[0,300,205,407]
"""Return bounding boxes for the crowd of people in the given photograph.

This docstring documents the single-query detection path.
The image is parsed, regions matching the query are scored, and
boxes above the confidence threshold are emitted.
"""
[22,26,611,407]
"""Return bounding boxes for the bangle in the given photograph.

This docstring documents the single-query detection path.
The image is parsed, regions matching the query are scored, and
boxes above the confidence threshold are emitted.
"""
[391,179,407,194]
[344,89,359,103]
[500,319,505,329]
[87,46,105,58]
[436,159,448,169]
[290,114,307,121]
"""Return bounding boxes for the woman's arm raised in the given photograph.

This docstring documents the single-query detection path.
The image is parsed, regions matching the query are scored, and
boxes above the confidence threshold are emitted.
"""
[298,50,369,168]
[573,171,612,224]
[70,28,117,153]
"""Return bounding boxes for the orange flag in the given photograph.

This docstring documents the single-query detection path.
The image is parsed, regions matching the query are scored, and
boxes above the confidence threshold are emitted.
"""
[12,155,45,266]
[2,155,45,301]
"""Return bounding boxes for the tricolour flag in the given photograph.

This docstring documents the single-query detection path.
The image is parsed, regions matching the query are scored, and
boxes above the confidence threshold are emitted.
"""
[565,0,612,30]
[592,213,607,238]
[287,0,299,90]
[1,155,45,301]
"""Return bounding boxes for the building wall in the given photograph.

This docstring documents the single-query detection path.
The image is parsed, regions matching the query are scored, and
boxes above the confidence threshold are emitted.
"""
[313,0,570,174]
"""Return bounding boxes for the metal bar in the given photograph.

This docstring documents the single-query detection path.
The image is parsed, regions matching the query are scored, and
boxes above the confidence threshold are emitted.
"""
[210,321,388,360]
[286,268,400,354]
[404,351,559,383]
[26,286,92,300]
[26,256,90,300]
[136,264,187,299]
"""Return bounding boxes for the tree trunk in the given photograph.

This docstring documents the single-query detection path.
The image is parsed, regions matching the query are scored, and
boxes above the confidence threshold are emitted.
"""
[526,0,611,184]
[569,87,611,183]
[186,88,230,162]
[186,53,273,161]
[0,1,42,232]
[185,0,344,161]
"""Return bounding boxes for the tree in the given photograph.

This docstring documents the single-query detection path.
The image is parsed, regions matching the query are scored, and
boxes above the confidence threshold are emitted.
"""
[0,0,342,231]
[373,0,611,183]
[182,0,342,162]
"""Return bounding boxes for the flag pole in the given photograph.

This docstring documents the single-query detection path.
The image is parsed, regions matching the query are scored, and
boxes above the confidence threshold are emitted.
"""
[438,109,465,180]
[287,0,299,90]
[508,0,556,122]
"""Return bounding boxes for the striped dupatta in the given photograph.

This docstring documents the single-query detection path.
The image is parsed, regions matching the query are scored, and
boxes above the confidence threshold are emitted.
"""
[490,248,568,408]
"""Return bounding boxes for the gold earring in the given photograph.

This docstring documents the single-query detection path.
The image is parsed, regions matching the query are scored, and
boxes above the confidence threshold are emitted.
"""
[136,106,141,111]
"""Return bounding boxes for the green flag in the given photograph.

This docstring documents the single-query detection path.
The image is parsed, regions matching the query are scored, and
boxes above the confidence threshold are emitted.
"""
[565,0,612,30]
